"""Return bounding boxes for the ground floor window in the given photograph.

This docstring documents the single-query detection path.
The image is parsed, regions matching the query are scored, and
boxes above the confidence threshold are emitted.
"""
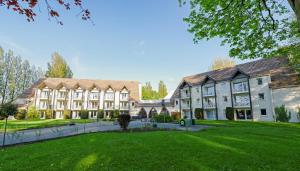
[120,110,129,115]
[206,110,216,120]
[235,109,252,120]
[90,111,97,118]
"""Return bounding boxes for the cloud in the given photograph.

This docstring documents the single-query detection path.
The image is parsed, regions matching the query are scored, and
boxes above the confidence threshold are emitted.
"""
[0,40,31,56]
[70,56,90,77]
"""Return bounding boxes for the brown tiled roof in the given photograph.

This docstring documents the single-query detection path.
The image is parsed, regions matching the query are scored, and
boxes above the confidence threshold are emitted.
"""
[21,78,141,101]
[171,57,300,98]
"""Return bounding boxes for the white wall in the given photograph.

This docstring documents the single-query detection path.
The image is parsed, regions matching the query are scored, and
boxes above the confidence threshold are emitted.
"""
[216,81,232,120]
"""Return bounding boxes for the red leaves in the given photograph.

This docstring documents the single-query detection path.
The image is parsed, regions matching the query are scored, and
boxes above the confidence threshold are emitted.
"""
[1,0,91,24]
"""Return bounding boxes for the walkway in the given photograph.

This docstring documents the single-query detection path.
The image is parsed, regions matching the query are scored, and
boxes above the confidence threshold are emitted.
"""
[0,121,209,146]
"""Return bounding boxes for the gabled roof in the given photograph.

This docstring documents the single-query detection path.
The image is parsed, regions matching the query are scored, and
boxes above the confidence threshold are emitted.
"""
[171,57,300,98]
[19,78,140,101]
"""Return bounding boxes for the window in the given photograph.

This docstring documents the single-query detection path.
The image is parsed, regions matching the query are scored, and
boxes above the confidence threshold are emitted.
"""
[259,93,264,100]
[257,78,263,85]
[132,102,135,106]
[223,96,228,102]
[196,98,200,104]
[185,89,189,95]
[260,109,267,116]
[175,100,178,105]
[196,88,199,93]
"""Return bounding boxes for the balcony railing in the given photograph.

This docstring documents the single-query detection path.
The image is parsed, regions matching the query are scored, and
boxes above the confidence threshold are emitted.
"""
[120,105,129,110]
[89,95,99,100]
[73,95,83,100]
[56,105,65,110]
[234,101,250,107]
[203,91,215,97]
[232,87,249,93]
[104,106,114,110]
[203,102,216,108]
[40,95,51,99]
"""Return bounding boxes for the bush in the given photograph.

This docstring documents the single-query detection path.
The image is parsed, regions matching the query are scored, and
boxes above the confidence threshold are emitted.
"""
[79,110,89,119]
[138,108,147,119]
[171,112,181,120]
[0,103,18,118]
[63,109,71,119]
[97,109,104,119]
[118,114,131,130]
[194,108,204,120]
[15,109,27,120]
[45,109,53,119]
[154,115,173,123]
[225,107,234,120]
[275,105,291,122]
[113,110,120,118]
[27,106,40,120]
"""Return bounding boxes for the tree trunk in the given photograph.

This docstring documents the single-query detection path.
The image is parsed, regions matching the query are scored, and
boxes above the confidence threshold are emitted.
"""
[288,0,300,31]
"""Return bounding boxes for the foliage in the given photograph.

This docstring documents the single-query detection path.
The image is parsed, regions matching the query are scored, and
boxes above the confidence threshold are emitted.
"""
[225,107,235,121]
[181,0,299,60]
[27,106,40,120]
[158,80,168,98]
[79,110,89,119]
[154,114,173,123]
[138,108,147,119]
[63,109,71,119]
[142,81,168,100]
[0,0,91,25]
[117,114,131,130]
[15,109,27,120]
[97,109,104,119]
[194,108,204,120]
[171,112,181,120]
[0,47,44,104]
[210,57,236,70]
[275,105,291,122]
[45,52,73,78]
[45,109,53,119]
[112,110,120,119]
[0,103,18,118]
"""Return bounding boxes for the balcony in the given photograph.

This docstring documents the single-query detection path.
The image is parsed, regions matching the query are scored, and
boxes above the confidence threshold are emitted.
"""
[89,95,99,101]
[203,102,216,109]
[73,95,83,100]
[56,105,65,110]
[232,87,249,94]
[203,91,215,97]
[120,105,129,110]
[104,106,114,110]
[39,105,48,110]
[40,95,51,100]
[234,101,250,107]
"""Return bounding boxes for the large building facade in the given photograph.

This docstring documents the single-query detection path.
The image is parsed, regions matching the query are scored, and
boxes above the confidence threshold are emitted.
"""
[16,78,142,119]
[173,57,300,122]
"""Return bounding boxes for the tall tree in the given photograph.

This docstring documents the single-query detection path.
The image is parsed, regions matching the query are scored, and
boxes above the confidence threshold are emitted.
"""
[46,52,73,78]
[158,81,168,98]
[0,0,91,25]
[0,47,43,104]
[210,57,236,70]
[181,0,300,61]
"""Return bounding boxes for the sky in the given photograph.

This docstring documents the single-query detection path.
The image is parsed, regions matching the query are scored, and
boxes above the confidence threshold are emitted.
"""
[0,0,249,91]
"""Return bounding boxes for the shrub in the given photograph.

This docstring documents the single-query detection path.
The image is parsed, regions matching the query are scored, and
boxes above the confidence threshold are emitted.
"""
[275,105,291,122]
[171,112,181,120]
[297,106,300,121]
[27,106,40,120]
[138,108,147,119]
[63,109,71,119]
[154,115,173,123]
[0,103,18,118]
[97,109,104,119]
[79,110,89,119]
[15,109,27,120]
[113,110,120,118]
[225,107,234,120]
[194,108,204,120]
[118,114,131,130]
[45,109,53,119]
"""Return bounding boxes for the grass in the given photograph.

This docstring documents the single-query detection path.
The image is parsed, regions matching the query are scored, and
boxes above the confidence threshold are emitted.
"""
[0,119,95,132]
[0,121,299,170]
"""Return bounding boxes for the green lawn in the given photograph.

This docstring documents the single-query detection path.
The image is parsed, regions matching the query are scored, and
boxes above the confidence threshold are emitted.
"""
[0,121,299,170]
[0,119,95,132]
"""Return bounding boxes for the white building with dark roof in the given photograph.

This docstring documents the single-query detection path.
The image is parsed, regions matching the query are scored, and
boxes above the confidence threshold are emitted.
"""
[173,57,300,122]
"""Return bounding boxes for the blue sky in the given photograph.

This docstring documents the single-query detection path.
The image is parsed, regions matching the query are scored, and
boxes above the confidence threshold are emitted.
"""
[0,0,248,91]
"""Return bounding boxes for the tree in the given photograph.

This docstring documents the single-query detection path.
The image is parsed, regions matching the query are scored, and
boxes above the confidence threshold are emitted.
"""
[0,47,44,104]
[46,52,73,78]
[158,80,168,98]
[117,114,131,131]
[0,0,91,25]
[181,0,300,61]
[274,105,291,122]
[210,57,236,70]
[0,103,18,118]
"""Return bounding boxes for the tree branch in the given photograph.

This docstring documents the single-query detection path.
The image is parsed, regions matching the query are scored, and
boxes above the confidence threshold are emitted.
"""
[261,0,276,30]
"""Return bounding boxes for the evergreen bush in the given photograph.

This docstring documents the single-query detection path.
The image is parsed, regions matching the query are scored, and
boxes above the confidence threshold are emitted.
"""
[275,105,291,122]
[225,107,234,120]
[194,108,204,120]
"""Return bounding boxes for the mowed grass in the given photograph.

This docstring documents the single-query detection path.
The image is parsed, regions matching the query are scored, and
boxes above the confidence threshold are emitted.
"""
[0,121,300,171]
[0,119,95,132]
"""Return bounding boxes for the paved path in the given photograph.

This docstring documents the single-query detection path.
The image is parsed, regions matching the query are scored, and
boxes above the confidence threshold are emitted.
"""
[0,121,209,146]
